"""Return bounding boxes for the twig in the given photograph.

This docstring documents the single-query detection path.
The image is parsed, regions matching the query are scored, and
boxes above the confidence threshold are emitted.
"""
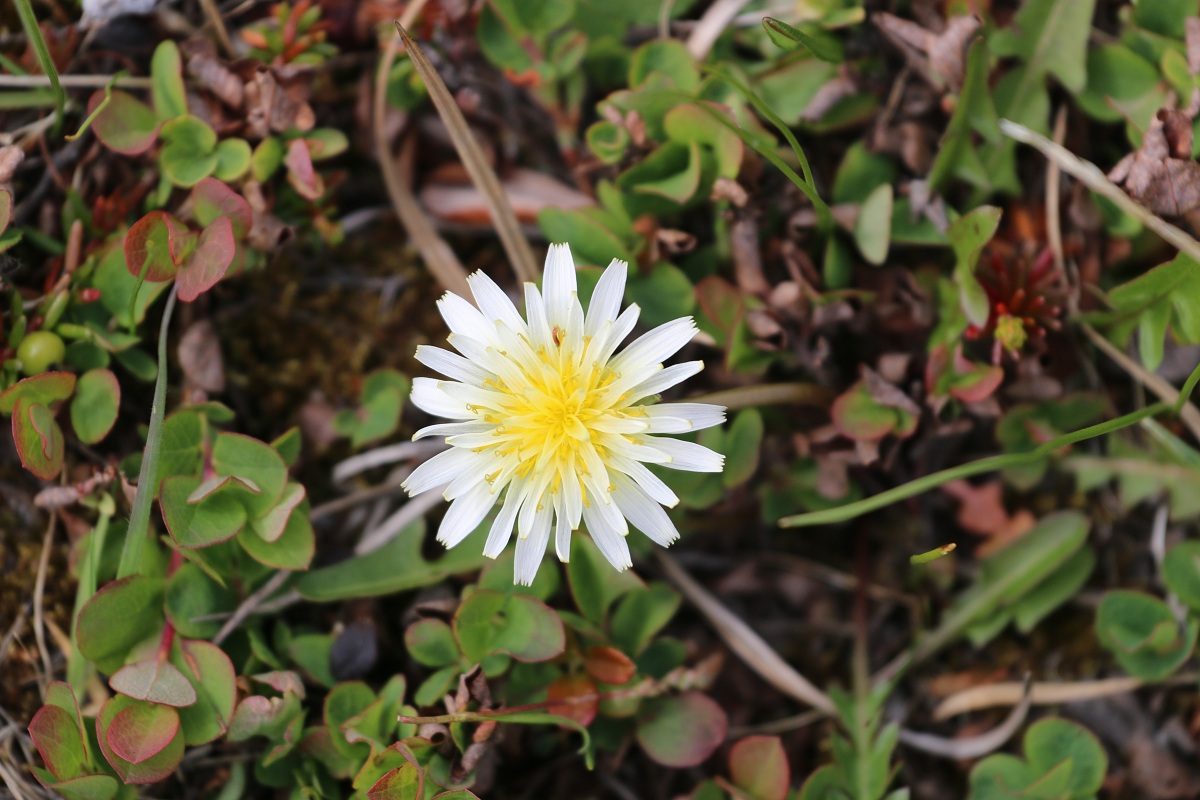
[32,513,56,693]
[395,22,540,284]
[656,551,835,713]
[0,74,152,89]
[1001,118,1200,265]
[332,439,445,483]
[198,0,236,58]
[0,604,28,672]
[1046,106,1074,306]
[1079,322,1200,441]
[372,30,471,297]
[686,0,752,59]
[355,490,444,555]
[687,382,832,410]
[213,570,292,646]
[727,708,826,738]
[900,676,1032,760]
[310,472,410,521]
[932,672,1199,720]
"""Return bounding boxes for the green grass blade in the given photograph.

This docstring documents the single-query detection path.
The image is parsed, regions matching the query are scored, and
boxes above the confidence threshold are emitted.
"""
[13,0,65,133]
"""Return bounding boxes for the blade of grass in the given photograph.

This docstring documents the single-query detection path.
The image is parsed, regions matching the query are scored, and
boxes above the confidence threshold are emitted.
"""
[117,286,177,579]
[13,0,64,135]
[395,22,540,284]
[0,89,57,110]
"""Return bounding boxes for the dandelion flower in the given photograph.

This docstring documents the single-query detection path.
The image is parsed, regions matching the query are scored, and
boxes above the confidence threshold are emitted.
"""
[403,243,726,584]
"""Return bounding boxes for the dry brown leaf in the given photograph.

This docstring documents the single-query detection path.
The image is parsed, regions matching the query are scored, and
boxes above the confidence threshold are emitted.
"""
[419,169,593,225]
[1109,109,1200,217]
[941,479,1036,556]
[178,319,225,396]
[182,39,244,109]
[874,13,980,91]
[0,145,24,183]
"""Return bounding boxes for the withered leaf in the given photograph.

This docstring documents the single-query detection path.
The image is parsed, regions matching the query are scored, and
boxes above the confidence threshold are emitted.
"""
[1110,109,1200,217]
[874,13,981,92]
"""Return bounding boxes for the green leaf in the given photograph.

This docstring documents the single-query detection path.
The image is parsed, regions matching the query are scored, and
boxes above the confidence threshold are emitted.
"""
[567,534,644,623]
[172,639,236,745]
[620,141,705,205]
[948,206,1002,328]
[1023,718,1107,797]
[635,692,727,767]
[610,582,681,655]
[150,40,187,119]
[538,205,637,267]
[1104,252,1200,370]
[160,475,249,548]
[728,735,790,800]
[0,371,75,415]
[1164,541,1200,611]
[176,217,235,302]
[28,703,88,781]
[929,37,1010,193]
[155,409,206,483]
[96,696,185,785]
[663,104,743,179]
[1012,547,1095,633]
[586,121,631,165]
[76,576,165,672]
[1096,590,1198,680]
[125,210,186,283]
[761,17,843,63]
[212,432,288,514]
[213,138,252,182]
[109,658,198,707]
[629,39,698,91]
[625,261,696,329]
[70,369,120,444]
[165,560,235,639]
[237,508,314,570]
[1075,44,1162,125]
[191,178,253,239]
[295,518,489,601]
[722,409,763,488]
[404,619,461,668]
[453,589,565,663]
[159,116,219,188]
[854,183,893,266]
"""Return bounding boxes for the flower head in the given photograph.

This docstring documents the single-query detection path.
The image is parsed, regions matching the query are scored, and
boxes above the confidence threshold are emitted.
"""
[403,244,725,584]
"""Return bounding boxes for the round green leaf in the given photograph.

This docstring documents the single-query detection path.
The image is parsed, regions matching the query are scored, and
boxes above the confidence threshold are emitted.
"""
[405,619,460,668]
[1096,590,1198,680]
[96,696,184,784]
[190,178,252,239]
[160,474,249,548]
[1164,541,1200,611]
[76,576,165,672]
[125,210,186,283]
[176,216,236,302]
[109,658,198,707]
[213,137,252,182]
[636,692,727,767]
[150,40,187,119]
[173,640,237,745]
[13,399,65,480]
[237,509,314,570]
[89,90,162,156]
[70,368,119,444]
[159,116,219,188]
[729,735,790,800]
[1023,718,1107,797]
[0,371,76,415]
[453,590,565,664]
[28,704,87,781]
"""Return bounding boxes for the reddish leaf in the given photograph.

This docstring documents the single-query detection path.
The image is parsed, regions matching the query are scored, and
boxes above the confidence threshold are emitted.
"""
[28,704,86,781]
[177,217,236,302]
[106,701,180,764]
[583,645,636,685]
[367,763,424,800]
[89,90,162,156]
[831,383,898,442]
[13,399,64,480]
[173,640,237,745]
[125,211,186,282]
[546,673,598,727]
[728,736,790,800]
[190,178,252,239]
[96,696,184,784]
[285,138,323,200]
[636,692,727,767]
[109,658,198,707]
[0,371,76,415]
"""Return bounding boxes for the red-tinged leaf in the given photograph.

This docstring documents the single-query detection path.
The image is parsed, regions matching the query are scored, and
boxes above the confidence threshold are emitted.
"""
[176,216,235,302]
[96,696,184,784]
[636,692,727,767]
[0,371,76,415]
[583,645,636,685]
[13,399,64,480]
[695,276,744,335]
[173,640,237,745]
[285,138,324,200]
[546,673,598,727]
[190,178,252,239]
[28,704,87,780]
[109,658,198,707]
[75,576,165,670]
[89,90,162,156]
[831,382,898,442]
[39,773,119,798]
[160,474,248,549]
[249,482,306,543]
[105,701,179,764]
[728,736,790,800]
[125,211,184,282]
[367,763,423,800]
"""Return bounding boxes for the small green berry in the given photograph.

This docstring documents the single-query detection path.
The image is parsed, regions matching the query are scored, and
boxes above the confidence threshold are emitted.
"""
[17,331,66,375]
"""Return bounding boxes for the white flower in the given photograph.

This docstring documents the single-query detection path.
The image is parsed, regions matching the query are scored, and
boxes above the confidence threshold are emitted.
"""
[403,243,725,585]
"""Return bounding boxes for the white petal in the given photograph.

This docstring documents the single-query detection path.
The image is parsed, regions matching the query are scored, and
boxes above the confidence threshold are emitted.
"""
[561,460,583,529]
[543,243,577,330]
[523,282,553,349]
[609,317,696,374]
[587,304,641,367]
[483,482,524,558]
[644,436,725,473]
[514,500,553,585]
[625,361,705,401]
[438,291,497,345]
[582,502,631,571]
[403,447,480,495]
[415,345,492,385]
[585,259,628,337]
[437,481,494,547]
[643,403,726,433]
[411,377,475,420]
[612,473,679,547]
[468,271,527,334]
[553,491,572,562]
[608,455,679,507]
[413,421,493,441]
